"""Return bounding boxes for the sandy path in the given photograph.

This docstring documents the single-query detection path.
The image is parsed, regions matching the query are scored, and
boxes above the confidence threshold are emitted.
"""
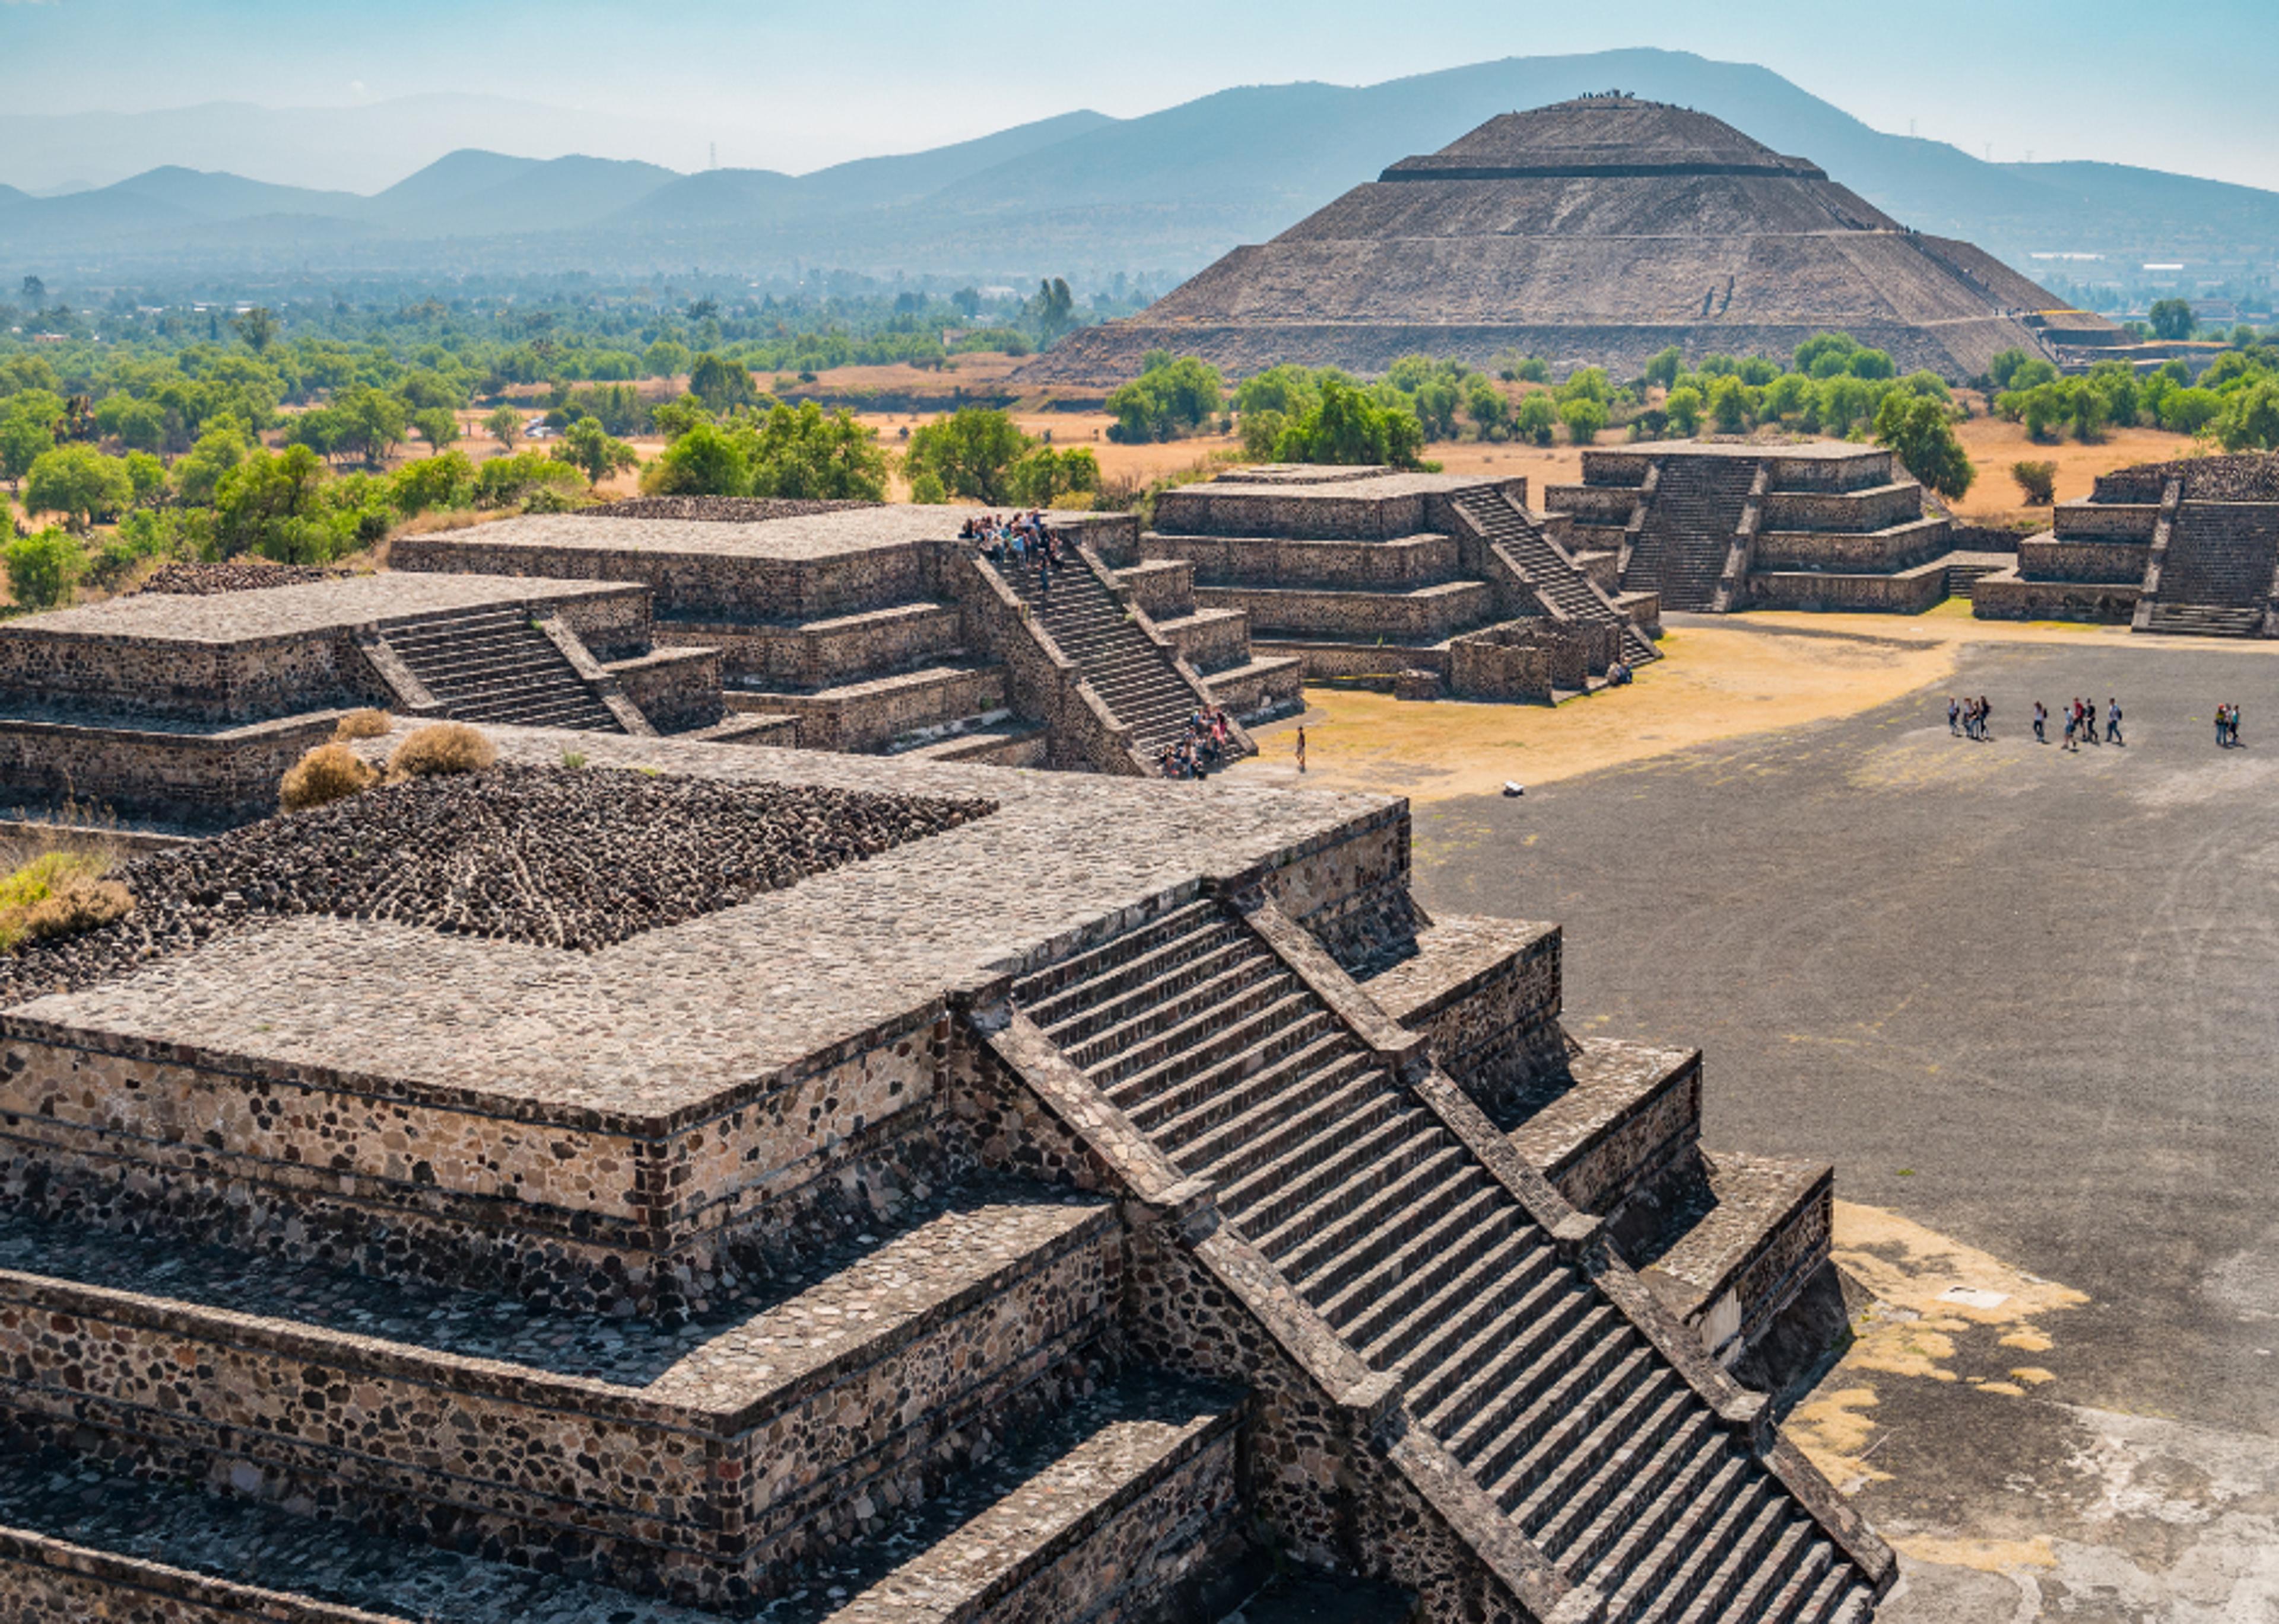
[1219,610,2279,805]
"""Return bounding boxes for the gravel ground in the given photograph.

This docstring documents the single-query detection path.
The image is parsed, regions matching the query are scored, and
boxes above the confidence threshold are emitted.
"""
[0,766,995,1000]
[133,561,352,595]
[580,496,877,523]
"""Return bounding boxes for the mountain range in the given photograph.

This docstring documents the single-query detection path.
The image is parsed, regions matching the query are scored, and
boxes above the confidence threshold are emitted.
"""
[4,49,2274,291]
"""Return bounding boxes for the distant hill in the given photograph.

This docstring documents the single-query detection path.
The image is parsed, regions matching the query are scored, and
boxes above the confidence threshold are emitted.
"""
[3,50,2275,288]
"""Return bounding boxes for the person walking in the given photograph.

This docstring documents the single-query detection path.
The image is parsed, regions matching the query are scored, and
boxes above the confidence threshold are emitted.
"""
[2106,698,2123,746]
[1948,697,1961,736]
[1977,695,1992,742]
[1295,726,1307,774]
[2033,701,2047,744]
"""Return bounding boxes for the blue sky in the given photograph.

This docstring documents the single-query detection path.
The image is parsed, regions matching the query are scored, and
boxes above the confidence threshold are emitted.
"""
[4,0,2275,188]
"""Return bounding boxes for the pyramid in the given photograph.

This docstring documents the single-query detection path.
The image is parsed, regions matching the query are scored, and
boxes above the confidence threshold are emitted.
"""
[1032,94,2116,383]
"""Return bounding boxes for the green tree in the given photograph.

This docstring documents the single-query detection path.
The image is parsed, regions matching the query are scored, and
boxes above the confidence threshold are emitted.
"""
[233,306,280,355]
[123,450,166,506]
[1464,377,1509,439]
[1707,376,1751,434]
[2010,460,2058,506]
[1643,347,1684,389]
[413,408,461,456]
[742,403,890,500]
[2159,387,2224,436]
[687,352,758,415]
[1664,386,1705,437]
[329,385,408,465]
[1513,394,1559,446]
[642,421,752,497]
[1560,398,1608,446]
[2215,381,2279,452]
[474,452,586,509]
[392,451,476,516]
[1873,393,1975,500]
[1105,354,1224,443]
[173,418,252,507]
[1032,278,1077,343]
[554,417,640,487]
[0,403,58,489]
[904,408,1033,503]
[23,444,134,530]
[2148,298,2194,342]
[641,339,693,380]
[1272,377,1430,469]
[484,405,524,447]
[5,527,82,611]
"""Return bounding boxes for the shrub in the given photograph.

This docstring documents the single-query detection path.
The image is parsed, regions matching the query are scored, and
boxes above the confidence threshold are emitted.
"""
[0,849,131,951]
[387,722,496,780]
[334,708,393,741]
[2011,460,2059,506]
[5,527,84,611]
[280,742,379,812]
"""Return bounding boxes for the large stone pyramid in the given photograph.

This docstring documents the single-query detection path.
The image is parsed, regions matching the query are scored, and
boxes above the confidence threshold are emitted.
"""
[1033,94,2113,383]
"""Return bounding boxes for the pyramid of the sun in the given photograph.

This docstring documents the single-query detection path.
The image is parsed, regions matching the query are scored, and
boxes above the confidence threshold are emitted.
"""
[1033,94,2116,383]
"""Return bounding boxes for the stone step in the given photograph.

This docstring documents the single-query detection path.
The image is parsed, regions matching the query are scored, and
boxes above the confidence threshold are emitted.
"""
[1014,902,1230,1022]
[1596,1448,1751,1615]
[1040,935,1258,1048]
[0,1368,1242,1624]
[1497,1363,1684,1521]
[1084,976,1310,1094]
[1347,1216,1544,1365]
[1216,1101,1429,1241]
[1548,1407,1719,1572]
[1728,1521,1833,1624]
[1121,1013,1345,1137]
[1629,1479,1779,1624]
[1462,1339,1653,1492]
[1291,1161,1499,1310]
[1266,1136,1473,1283]
[1417,1290,1613,1444]
[1401,1262,1589,1416]
[1310,1178,1511,1334]
[1180,1055,1390,1184]
[1099,994,1329,1115]
[1143,1032,1367,1149]
[1062,957,1294,1073]
[1670,1494,1798,1624]
[0,1196,1120,1604]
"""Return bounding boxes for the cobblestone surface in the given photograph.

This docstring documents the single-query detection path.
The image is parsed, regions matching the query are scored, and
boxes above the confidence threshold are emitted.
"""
[475,508,980,562]
[7,572,633,643]
[134,561,351,595]
[7,732,1398,1119]
[585,497,880,523]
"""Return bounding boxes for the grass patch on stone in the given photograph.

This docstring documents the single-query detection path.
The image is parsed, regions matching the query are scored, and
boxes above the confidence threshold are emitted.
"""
[386,722,496,781]
[0,849,131,952]
[280,743,379,813]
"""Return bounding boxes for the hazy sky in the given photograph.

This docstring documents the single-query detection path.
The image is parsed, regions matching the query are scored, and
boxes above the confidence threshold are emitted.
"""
[4,0,2275,188]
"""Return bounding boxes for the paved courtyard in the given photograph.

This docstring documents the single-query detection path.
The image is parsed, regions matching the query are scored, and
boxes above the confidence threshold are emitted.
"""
[1410,623,2279,1620]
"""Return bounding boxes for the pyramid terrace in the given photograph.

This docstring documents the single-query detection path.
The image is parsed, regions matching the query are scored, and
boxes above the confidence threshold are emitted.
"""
[0,726,1891,1622]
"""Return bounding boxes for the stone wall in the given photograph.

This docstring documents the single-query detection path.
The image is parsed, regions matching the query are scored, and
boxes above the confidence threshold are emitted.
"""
[604,647,723,732]
[0,712,341,826]
[1447,624,1569,702]
[1759,483,1924,533]
[1145,533,1461,587]
[1199,581,1494,641]
[1259,640,1449,681]
[1159,608,1252,675]
[1748,518,1951,573]
[1745,567,1947,614]
[2015,538,2151,583]
[2053,503,2160,541]
[1116,559,1196,619]
[0,1005,966,1320]
[1363,917,1565,1114]
[729,666,1007,753]
[1970,568,2139,624]
[0,631,386,726]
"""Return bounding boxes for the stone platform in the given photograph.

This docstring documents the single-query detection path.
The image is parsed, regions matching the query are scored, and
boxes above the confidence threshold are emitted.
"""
[0,730,1890,1623]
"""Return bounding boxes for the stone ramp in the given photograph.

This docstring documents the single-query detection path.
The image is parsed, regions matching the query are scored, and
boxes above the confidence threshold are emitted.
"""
[0,1367,1242,1624]
[1008,897,1880,1622]
[1630,457,1757,612]
[1451,487,1659,666]
[377,605,629,732]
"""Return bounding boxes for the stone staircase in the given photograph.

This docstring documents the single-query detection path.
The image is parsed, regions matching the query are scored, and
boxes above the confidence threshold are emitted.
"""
[1453,489,1660,666]
[992,553,1229,757]
[2140,506,2279,638]
[1010,900,1876,1624]
[1630,459,1760,612]
[379,606,627,731]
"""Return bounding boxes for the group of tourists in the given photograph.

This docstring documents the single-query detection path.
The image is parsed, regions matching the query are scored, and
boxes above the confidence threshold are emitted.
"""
[1948,695,1995,740]
[2216,703,2245,748]
[963,511,1068,590]
[1156,707,1236,778]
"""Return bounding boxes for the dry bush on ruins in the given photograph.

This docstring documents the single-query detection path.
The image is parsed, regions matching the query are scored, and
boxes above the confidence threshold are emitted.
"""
[280,743,379,812]
[333,708,393,741]
[386,722,496,780]
[0,850,131,951]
